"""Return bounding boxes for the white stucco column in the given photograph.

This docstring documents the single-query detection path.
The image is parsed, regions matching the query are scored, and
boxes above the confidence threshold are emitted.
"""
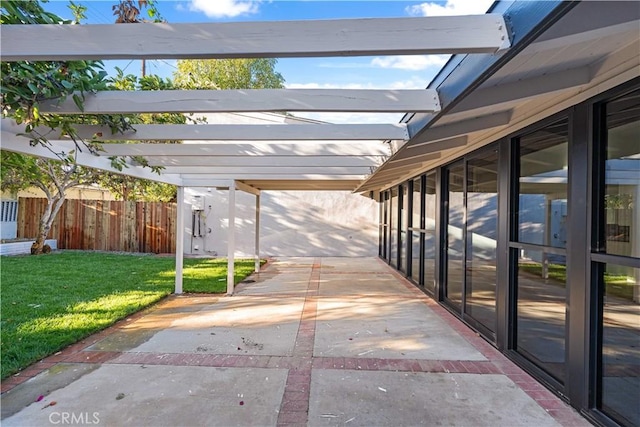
[255,194,261,273]
[175,186,185,294]
[227,182,236,295]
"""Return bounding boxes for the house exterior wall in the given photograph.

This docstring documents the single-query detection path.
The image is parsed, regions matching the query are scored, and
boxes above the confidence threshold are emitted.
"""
[379,80,640,427]
[184,188,379,257]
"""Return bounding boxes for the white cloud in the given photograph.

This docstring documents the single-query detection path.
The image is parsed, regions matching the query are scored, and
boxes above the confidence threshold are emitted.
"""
[406,0,494,17]
[370,55,448,71]
[188,0,261,18]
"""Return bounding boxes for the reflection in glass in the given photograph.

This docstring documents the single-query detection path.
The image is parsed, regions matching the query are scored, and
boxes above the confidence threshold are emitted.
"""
[411,178,422,282]
[598,90,640,427]
[411,232,421,283]
[516,251,566,383]
[600,264,639,427]
[390,187,398,267]
[446,164,464,308]
[379,194,384,258]
[400,184,408,273]
[605,91,640,258]
[424,172,437,293]
[518,119,569,248]
[466,151,498,333]
[412,178,422,229]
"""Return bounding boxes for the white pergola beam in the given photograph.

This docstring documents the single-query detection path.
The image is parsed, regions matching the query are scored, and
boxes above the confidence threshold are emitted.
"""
[147,155,385,168]
[0,132,183,186]
[71,123,410,141]
[39,90,440,114]
[179,180,232,189]
[171,166,373,175]
[1,15,510,62]
[181,176,364,187]
[180,174,366,180]
[100,143,388,157]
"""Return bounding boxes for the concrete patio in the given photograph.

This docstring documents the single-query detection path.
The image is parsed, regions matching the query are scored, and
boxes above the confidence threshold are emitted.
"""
[1,257,589,426]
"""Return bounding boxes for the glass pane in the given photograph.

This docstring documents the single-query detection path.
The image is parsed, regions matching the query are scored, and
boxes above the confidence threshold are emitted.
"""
[466,151,498,333]
[605,90,640,257]
[411,232,421,283]
[400,184,408,273]
[390,187,398,267]
[381,193,388,260]
[424,172,437,293]
[516,250,566,383]
[518,119,569,248]
[447,164,465,308]
[412,178,422,228]
[600,264,639,426]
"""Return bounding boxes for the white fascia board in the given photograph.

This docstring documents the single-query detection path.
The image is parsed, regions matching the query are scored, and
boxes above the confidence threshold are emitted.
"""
[0,132,183,186]
[147,155,386,168]
[71,123,410,141]
[2,15,510,61]
[39,90,439,114]
[100,143,388,157]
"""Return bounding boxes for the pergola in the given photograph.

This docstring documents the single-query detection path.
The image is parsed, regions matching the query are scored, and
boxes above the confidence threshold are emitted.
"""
[6,2,636,295]
[1,10,511,294]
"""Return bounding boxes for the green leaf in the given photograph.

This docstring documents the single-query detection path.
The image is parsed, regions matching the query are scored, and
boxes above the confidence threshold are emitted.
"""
[72,94,84,112]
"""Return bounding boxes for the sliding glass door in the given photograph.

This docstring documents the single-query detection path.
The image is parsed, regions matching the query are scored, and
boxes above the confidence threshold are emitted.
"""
[443,150,498,337]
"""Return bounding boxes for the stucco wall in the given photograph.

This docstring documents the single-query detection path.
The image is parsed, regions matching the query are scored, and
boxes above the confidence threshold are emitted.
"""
[184,189,379,257]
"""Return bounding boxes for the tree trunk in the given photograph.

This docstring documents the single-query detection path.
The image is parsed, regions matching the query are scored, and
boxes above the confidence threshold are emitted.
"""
[32,194,65,255]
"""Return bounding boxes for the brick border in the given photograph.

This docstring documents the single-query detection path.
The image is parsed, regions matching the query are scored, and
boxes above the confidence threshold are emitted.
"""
[2,258,589,427]
[276,258,320,426]
[378,258,588,427]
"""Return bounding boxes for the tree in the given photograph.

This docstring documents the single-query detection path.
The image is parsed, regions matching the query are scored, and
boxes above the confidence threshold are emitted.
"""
[111,0,164,77]
[1,152,101,252]
[173,58,285,90]
[96,69,207,202]
[1,1,134,254]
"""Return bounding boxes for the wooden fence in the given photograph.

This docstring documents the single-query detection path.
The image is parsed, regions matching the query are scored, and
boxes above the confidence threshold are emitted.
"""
[17,198,177,253]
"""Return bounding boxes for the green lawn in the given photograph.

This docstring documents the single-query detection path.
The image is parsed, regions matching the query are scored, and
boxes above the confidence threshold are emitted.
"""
[1,251,260,379]
[519,262,634,300]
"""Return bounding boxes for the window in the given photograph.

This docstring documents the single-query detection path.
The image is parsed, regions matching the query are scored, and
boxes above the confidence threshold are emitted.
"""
[593,89,640,427]
[465,150,498,334]
[424,172,437,294]
[410,177,422,283]
[513,118,569,384]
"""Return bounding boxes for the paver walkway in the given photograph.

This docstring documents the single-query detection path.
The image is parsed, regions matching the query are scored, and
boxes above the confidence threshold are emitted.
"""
[1,257,589,426]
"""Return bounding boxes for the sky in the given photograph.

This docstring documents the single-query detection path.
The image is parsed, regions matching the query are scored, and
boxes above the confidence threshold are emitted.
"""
[43,0,495,123]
